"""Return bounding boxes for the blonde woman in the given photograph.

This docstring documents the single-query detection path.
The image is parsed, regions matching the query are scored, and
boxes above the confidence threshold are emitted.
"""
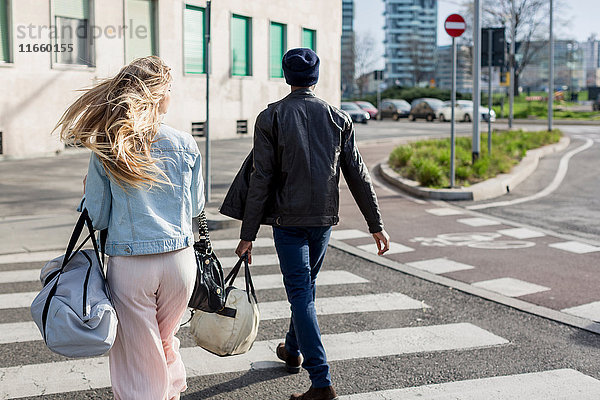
[55,56,203,400]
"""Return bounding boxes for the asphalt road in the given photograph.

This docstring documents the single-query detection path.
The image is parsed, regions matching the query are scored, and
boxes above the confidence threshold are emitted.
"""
[1,119,600,398]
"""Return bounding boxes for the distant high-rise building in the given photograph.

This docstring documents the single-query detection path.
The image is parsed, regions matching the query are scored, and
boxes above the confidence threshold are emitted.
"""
[383,0,438,87]
[341,0,356,98]
[583,35,600,87]
[435,45,472,93]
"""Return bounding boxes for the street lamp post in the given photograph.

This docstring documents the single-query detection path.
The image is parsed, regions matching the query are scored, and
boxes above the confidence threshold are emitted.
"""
[548,0,554,132]
[204,1,212,203]
[472,0,482,163]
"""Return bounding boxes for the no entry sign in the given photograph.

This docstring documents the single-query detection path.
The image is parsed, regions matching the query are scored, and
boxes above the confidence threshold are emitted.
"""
[445,14,466,38]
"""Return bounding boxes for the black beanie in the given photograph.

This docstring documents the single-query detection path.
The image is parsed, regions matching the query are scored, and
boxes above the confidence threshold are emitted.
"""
[282,48,320,87]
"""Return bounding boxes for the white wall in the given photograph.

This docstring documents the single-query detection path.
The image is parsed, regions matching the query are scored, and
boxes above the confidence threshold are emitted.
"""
[0,0,341,158]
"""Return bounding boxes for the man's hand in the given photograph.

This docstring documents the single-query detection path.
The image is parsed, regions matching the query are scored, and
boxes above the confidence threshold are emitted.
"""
[372,230,390,256]
[235,240,253,264]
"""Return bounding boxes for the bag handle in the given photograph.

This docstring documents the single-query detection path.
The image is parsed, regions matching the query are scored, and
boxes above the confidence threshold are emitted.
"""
[40,209,107,341]
[243,255,258,303]
[224,253,246,286]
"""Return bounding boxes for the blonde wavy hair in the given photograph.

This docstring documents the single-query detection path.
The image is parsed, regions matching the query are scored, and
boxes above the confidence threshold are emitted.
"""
[54,56,173,189]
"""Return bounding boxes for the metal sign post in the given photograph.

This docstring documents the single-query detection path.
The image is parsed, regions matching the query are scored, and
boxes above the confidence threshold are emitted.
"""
[548,0,554,132]
[445,14,466,187]
[472,0,481,163]
[487,29,492,156]
[204,1,211,204]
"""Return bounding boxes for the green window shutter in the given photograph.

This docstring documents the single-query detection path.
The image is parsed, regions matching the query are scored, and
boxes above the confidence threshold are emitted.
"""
[184,4,205,74]
[53,0,89,20]
[0,0,9,63]
[126,0,156,62]
[302,28,316,51]
[231,15,251,76]
[270,22,285,78]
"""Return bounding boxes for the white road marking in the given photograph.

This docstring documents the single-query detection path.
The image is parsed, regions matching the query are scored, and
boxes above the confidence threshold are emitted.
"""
[548,241,600,254]
[472,277,551,297]
[407,258,475,274]
[0,323,508,398]
[498,227,546,239]
[340,369,600,399]
[9,292,429,343]
[358,242,414,255]
[457,217,502,227]
[331,229,371,240]
[562,301,600,322]
[0,269,40,284]
[467,138,595,210]
[0,291,38,310]
[426,207,464,216]
[0,250,62,265]
[0,321,40,344]
[211,237,274,250]
[219,254,280,267]
[0,271,368,310]
[259,292,429,321]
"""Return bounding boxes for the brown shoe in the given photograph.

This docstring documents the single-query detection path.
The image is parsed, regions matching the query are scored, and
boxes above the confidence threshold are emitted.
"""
[289,386,338,400]
[276,343,302,373]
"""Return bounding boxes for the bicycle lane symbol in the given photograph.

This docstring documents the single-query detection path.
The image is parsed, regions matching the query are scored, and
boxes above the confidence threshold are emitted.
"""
[410,232,536,250]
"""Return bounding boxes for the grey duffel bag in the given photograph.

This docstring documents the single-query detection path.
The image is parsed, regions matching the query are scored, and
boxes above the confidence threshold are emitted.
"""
[30,209,118,358]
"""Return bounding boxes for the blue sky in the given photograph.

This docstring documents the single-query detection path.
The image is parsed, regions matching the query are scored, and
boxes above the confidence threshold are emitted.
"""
[355,0,600,70]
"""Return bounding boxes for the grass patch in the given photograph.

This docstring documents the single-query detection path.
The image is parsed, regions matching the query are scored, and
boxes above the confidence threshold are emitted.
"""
[388,129,562,188]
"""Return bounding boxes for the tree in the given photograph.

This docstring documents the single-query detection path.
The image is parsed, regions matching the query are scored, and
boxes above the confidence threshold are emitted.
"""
[354,32,378,97]
[406,35,434,87]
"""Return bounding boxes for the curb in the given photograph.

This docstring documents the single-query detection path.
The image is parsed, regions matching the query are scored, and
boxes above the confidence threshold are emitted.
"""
[328,237,600,336]
[496,118,600,126]
[379,136,571,201]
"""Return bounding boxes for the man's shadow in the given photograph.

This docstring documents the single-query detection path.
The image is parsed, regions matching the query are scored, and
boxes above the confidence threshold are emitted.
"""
[182,363,292,399]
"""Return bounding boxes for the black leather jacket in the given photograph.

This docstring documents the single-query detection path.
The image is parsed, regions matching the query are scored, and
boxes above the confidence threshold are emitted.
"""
[221,89,384,241]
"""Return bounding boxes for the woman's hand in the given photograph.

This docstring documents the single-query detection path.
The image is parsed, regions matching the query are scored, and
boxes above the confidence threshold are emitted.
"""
[372,230,390,256]
[235,240,253,264]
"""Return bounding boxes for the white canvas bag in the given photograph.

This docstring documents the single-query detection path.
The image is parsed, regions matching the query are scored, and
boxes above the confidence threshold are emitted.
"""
[190,255,259,356]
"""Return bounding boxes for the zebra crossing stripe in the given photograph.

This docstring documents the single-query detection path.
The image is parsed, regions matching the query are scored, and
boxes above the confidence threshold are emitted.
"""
[0,323,508,398]
[0,269,40,284]
[211,237,274,250]
[219,254,280,267]
[339,369,600,399]
[0,254,282,285]
[0,250,62,265]
[0,291,38,310]
[6,292,427,344]
[0,270,368,310]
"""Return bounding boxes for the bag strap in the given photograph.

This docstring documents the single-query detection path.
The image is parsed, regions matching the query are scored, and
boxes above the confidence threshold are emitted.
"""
[224,254,245,286]
[40,209,107,341]
[243,255,258,303]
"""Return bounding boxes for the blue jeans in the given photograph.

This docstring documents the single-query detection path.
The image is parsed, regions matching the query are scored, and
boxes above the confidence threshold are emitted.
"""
[272,226,332,389]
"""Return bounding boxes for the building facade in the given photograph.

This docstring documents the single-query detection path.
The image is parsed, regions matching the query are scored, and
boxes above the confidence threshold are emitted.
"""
[434,44,472,93]
[341,0,355,98]
[383,0,437,87]
[518,40,585,92]
[583,35,600,87]
[0,0,341,158]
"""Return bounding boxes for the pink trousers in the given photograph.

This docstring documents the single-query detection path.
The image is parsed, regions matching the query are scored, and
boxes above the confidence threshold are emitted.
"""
[107,246,196,400]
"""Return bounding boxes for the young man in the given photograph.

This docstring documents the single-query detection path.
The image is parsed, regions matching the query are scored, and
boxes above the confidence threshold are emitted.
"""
[234,48,390,400]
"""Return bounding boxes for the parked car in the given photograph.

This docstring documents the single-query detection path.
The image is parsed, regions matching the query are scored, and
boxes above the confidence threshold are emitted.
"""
[409,98,445,121]
[341,102,370,124]
[437,100,496,122]
[355,101,379,119]
[379,99,411,120]
[593,94,600,111]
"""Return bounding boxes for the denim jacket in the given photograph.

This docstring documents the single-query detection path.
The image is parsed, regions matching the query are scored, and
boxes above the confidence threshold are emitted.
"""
[79,124,204,256]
